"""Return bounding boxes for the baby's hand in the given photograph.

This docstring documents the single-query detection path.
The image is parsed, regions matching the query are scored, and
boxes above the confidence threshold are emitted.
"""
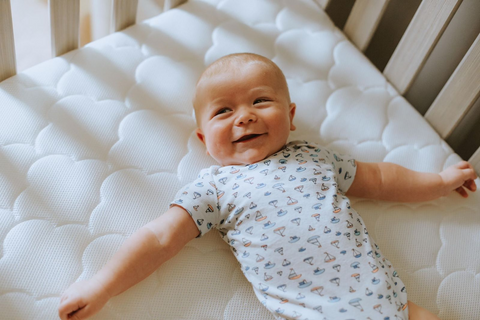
[439,161,477,198]
[58,278,110,320]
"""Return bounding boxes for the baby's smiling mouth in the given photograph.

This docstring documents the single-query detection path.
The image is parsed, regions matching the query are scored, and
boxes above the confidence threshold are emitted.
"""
[233,133,265,143]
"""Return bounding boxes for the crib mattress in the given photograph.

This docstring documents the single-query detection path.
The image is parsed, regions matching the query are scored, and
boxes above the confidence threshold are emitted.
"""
[1,0,479,319]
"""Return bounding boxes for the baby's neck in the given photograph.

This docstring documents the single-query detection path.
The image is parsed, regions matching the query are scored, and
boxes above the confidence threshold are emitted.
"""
[219,143,289,167]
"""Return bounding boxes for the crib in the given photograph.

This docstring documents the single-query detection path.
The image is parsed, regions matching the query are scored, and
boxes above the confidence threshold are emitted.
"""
[1,0,479,319]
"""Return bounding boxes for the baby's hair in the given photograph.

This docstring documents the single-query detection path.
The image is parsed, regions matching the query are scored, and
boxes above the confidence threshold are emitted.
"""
[199,53,288,91]
[193,53,291,123]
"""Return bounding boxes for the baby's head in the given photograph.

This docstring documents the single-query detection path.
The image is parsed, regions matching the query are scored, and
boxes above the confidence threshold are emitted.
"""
[193,53,296,166]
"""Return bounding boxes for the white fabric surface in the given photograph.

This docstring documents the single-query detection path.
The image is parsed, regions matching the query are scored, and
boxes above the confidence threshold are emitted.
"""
[0,0,479,319]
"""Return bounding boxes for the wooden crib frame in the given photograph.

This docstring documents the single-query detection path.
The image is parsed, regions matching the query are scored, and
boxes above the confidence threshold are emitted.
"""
[1,0,479,174]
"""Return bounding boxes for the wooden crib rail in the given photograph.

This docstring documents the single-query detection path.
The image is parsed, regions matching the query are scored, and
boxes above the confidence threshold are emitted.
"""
[164,0,187,11]
[343,0,390,52]
[331,0,480,172]
[0,0,189,83]
[50,0,140,57]
[321,0,466,96]
[49,0,80,57]
[383,0,462,95]
[425,35,480,139]
[471,146,480,175]
[0,0,16,82]
[112,0,139,33]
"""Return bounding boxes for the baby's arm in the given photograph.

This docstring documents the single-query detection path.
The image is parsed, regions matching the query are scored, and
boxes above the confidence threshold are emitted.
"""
[58,205,199,320]
[346,160,477,202]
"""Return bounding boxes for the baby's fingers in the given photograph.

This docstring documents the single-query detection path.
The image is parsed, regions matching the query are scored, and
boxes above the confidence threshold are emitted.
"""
[58,297,84,320]
[455,160,473,170]
[455,186,469,198]
[463,179,477,192]
[65,304,95,320]
[461,166,476,178]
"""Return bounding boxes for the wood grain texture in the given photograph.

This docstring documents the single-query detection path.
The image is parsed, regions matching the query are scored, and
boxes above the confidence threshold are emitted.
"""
[0,0,16,81]
[425,35,480,139]
[383,0,462,94]
[344,0,389,52]
[49,0,80,57]
[112,0,138,33]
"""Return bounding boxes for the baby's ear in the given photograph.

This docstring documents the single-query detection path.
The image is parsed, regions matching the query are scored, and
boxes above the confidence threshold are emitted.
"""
[196,128,206,145]
[195,128,210,155]
[289,103,296,131]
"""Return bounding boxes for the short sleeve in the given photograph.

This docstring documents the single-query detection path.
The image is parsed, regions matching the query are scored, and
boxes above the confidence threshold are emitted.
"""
[324,147,357,194]
[170,167,221,237]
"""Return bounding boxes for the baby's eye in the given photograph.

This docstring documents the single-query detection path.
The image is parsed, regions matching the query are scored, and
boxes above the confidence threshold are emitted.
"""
[215,108,231,116]
[254,98,269,104]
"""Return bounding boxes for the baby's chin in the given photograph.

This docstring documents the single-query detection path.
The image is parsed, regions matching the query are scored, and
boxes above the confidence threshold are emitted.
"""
[217,155,264,167]
[214,149,281,166]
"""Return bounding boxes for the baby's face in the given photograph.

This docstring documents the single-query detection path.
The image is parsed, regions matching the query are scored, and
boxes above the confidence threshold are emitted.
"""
[195,62,296,166]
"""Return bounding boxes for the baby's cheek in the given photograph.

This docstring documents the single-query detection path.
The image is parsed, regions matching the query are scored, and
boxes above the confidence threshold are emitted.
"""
[270,117,291,139]
[209,140,231,162]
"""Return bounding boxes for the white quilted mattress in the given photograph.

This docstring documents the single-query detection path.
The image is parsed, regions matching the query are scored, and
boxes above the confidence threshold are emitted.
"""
[1,0,479,319]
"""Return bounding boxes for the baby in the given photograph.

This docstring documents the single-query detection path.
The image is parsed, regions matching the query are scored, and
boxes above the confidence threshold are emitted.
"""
[58,53,477,320]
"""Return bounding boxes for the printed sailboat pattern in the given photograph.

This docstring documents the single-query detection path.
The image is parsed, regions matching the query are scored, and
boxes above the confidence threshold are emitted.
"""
[171,141,408,320]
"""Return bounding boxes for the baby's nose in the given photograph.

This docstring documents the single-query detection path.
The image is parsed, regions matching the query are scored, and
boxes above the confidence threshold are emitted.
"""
[236,111,257,125]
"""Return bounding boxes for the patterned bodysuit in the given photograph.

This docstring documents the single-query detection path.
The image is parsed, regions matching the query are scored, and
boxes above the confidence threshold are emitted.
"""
[171,141,408,320]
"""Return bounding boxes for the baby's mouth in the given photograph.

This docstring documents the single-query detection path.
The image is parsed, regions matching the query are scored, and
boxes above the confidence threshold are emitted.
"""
[234,133,264,143]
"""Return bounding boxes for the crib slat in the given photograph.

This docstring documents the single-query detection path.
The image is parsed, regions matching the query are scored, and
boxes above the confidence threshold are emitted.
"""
[470,145,480,177]
[164,0,188,11]
[315,0,331,9]
[49,0,80,57]
[344,0,389,52]
[112,0,138,32]
[383,0,462,95]
[0,0,16,82]
[425,35,480,139]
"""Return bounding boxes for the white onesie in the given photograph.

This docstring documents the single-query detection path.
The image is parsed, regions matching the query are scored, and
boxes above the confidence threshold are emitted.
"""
[171,141,408,320]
